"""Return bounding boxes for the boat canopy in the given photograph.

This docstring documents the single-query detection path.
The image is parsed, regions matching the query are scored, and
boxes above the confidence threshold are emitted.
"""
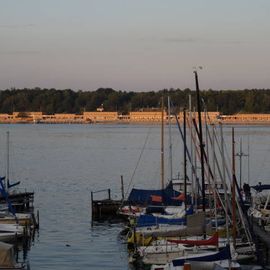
[127,182,182,206]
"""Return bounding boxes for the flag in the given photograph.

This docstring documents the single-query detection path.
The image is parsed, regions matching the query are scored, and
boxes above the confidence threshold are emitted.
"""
[172,193,185,201]
[150,195,163,203]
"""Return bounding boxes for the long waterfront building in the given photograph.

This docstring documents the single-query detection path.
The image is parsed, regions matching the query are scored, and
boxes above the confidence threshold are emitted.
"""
[0,111,270,124]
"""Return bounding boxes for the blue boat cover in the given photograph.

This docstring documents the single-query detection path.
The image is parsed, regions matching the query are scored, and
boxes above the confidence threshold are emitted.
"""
[127,182,183,206]
[136,214,186,227]
[136,206,194,227]
[172,245,231,266]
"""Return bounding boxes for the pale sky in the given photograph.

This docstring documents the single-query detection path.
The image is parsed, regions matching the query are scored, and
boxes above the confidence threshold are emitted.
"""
[0,0,270,91]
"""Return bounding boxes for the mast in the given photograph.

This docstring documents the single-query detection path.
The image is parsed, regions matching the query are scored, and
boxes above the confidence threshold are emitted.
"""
[236,138,248,189]
[6,131,10,190]
[168,97,173,183]
[189,95,194,206]
[232,127,237,247]
[220,123,230,246]
[247,128,250,185]
[183,108,187,212]
[239,138,243,189]
[161,96,165,189]
[193,106,198,210]
[212,124,218,233]
[194,70,206,212]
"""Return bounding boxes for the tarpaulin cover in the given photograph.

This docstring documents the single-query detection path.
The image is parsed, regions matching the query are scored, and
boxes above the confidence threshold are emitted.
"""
[127,182,182,206]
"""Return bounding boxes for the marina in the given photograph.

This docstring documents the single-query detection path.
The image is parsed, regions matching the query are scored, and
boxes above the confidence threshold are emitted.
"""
[89,92,270,270]
[1,1,270,269]
[0,123,268,269]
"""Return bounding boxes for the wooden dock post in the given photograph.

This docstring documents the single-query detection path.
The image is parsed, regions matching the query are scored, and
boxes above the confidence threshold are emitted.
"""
[121,175,124,201]
[36,210,40,229]
[31,212,38,229]
[91,191,93,226]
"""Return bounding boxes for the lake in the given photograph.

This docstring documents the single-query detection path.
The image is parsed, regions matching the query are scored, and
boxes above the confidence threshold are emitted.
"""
[0,124,269,269]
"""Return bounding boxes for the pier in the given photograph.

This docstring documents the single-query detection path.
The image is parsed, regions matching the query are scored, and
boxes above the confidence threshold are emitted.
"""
[91,188,125,223]
[250,217,270,266]
[0,191,34,212]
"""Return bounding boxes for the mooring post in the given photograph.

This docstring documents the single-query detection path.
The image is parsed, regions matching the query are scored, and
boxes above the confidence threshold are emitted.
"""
[37,210,40,229]
[108,189,111,200]
[90,191,94,226]
[121,175,124,201]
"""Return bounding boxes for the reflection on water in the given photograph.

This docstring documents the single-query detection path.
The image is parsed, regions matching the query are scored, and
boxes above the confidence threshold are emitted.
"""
[0,124,268,269]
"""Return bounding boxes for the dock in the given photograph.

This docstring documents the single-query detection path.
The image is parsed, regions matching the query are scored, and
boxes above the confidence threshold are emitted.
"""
[250,217,270,266]
[90,188,126,223]
[0,191,35,212]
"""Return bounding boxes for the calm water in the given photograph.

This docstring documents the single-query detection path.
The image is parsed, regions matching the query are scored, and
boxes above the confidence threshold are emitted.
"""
[0,124,269,269]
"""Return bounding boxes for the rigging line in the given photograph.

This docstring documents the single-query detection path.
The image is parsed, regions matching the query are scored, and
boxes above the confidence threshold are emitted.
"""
[204,109,253,243]
[200,101,254,247]
[192,118,230,220]
[188,104,228,214]
[122,126,153,202]
[202,103,235,187]
[187,109,232,221]
[169,100,197,177]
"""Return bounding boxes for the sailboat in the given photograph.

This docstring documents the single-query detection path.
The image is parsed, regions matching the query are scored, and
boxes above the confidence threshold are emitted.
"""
[150,245,240,270]
[0,132,35,227]
[120,96,187,218]
[129,232,219,265]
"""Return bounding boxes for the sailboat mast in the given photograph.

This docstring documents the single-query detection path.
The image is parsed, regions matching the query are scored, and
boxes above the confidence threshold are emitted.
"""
[168,97,173,183]
[247,128,250,185]
[232,127,237,247]
[220,123,230,246]
[188,95,194,206]
[6,131,10,190]
[161,96,165,189]
[212,125,218,232]
[194,70,206,212]
[239,138,242,188]
[183,108,187,212]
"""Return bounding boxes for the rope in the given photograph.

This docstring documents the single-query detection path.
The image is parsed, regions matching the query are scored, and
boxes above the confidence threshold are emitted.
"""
[121,126,153,205]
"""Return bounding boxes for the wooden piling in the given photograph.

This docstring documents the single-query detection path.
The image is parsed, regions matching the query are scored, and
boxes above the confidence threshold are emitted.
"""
[121,175,124,201]
[37,210,40,228]
[91,191,93,226]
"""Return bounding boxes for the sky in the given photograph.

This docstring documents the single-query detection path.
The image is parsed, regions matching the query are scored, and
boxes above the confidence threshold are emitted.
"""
[0,0,270,92]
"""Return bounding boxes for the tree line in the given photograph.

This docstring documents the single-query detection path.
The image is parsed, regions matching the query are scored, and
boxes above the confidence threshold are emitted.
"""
[0,87,269,115]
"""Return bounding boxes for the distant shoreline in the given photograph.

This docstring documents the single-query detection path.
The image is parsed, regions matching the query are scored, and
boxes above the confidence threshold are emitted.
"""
[2,111,270,125]
[1,120,270,126]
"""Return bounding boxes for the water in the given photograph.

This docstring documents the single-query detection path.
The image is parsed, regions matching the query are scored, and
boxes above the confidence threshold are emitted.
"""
[0,124,269,269]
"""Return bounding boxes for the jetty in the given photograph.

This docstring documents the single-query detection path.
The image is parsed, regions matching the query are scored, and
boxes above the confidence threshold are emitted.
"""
[249,217,270,266]
[91,188,125,223]
[0,191,35,212]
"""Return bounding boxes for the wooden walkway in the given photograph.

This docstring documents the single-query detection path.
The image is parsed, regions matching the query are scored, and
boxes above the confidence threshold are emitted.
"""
[251,218,270,266]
